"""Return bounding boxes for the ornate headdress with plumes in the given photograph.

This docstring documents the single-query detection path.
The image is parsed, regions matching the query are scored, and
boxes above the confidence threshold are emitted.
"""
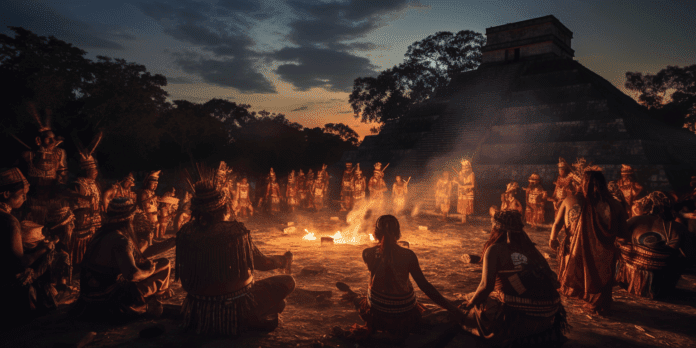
[28,103,52,133]
[145,170,161,183]
[123,172,135,184]
[461,159,472,169]
[506,181,519,193]
[355,164,362,174]
[184,163,227,213]
[74,131,103,170]
[528,173,541,183]
[620,164,635,174]
[558,157,570,169]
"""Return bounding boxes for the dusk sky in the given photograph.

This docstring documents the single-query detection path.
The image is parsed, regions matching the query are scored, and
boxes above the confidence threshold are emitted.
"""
[2,0,695,139]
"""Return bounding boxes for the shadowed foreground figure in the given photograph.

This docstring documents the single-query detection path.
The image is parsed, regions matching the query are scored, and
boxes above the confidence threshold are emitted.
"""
[460,210,568,347]
[1,168,59,324]
[176,178,294,335]
[550,170,627,315]
[334,215,462,343]
[72,197,171,320]
[616,191,692,299]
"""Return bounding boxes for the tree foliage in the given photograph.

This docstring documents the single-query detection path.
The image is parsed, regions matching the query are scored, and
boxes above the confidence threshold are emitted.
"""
[625,64,696,130]
[0,27,359,179]
[350,30,485,124]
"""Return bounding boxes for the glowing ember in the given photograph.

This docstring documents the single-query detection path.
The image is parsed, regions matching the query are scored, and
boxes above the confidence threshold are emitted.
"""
[369,234,375,242]
[302,229,317,241]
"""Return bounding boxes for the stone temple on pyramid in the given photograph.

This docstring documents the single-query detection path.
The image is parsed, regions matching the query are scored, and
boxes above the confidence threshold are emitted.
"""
[341,15,696,214]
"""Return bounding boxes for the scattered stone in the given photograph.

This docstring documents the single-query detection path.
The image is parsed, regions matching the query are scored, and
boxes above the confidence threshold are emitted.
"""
[283,226,297,234]
[461,254,481,264]
[330,217,340,221]
[321,237,334,246]
[300,266,327,276]
[288,222,295,226]
[397,241,410,248]
[418,226,428,231]
[481,229,490,234]
[289,289,333,306]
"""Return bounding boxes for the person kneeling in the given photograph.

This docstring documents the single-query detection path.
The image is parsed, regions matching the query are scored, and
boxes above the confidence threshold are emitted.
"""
[335,215,463,343]
[460,210,568,347]
[71,197,171,320]
[176,179,294,336]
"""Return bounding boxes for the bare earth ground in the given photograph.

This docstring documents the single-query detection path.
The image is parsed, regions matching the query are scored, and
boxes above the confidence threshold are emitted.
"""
[2,211,696,348]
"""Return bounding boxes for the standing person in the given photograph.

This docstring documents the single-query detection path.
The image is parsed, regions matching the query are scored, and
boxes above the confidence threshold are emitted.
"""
[177,177,295,335]
[286,171,299,213]
[234,178,254,218]
[20,105,68,224]
[303,169,315,210]
[500,182,523,215]
[392,176,409,214]
[368,163,388,209]
[552,158,574,216]
[550,170,628,315]
[297,170,307,210]
[69,134,103,267]
[524,173,547,229]
[265,168,281,214]
[352,165,367,208]
[455,160,475,223]
[435,172,453,221]
[72,197,171,320]
[313,164,329,211]
[102,173,136,212]
[1,168,59,323]
[174,191,192,233]
[334,215,462,343]
[137,170,160,225]
[617,164,644,218]
[340,163,354,212]
[460,210,568,346]
[156,189,178,240]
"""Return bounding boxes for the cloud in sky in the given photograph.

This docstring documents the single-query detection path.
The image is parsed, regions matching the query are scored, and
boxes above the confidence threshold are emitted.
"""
[0,0,126,49]
[291,106,309,112]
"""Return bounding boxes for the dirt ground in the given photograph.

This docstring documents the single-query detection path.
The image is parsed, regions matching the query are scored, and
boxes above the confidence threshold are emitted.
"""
[2,210,696,348]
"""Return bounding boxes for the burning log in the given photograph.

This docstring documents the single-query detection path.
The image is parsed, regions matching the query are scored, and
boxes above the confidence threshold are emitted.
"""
[321,237,334,246]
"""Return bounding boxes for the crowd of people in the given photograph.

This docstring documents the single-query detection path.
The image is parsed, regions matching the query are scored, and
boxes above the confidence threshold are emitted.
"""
[3,116,696,347]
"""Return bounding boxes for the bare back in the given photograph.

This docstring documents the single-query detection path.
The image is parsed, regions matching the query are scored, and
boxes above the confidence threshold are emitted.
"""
[362,245,415,296]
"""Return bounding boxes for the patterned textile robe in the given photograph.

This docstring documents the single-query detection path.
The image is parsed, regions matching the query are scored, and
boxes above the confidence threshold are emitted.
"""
[525,186,547,226]
[457,172,475,216]
[71,177,101,266]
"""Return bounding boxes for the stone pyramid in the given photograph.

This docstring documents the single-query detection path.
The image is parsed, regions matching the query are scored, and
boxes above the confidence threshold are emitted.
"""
[342,15,696,214]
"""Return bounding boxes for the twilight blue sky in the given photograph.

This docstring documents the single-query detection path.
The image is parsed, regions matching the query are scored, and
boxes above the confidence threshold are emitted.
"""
[2,0,695,138]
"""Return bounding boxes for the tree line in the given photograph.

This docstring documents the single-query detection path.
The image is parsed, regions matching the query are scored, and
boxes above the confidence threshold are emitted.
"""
[0,27,359,179]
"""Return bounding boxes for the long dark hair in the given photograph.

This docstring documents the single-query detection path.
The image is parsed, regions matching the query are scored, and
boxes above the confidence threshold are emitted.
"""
[481,227,538,258]
[582,171,612,206]
[374,215,401,262]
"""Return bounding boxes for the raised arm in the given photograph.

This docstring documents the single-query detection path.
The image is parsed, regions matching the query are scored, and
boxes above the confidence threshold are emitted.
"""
[409,251,459,313]
[465,245,501,309]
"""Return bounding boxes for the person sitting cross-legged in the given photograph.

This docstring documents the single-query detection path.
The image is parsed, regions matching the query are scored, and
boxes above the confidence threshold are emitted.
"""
[334,214,463,344]
[71,197,171,321]
[176,178,295,335]
[460,210,568,347]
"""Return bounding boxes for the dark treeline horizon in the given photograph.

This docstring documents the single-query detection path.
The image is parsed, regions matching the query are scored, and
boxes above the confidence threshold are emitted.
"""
[0,27,359,183]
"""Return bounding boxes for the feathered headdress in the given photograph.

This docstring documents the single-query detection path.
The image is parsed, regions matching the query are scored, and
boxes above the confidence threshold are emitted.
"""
[28,103,52,133]
[74,131,103,170]
[183,163,227,213]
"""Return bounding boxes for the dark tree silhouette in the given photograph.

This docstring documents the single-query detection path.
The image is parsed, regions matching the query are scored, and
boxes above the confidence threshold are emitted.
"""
[350,30,485,124]
[625,64,696,131]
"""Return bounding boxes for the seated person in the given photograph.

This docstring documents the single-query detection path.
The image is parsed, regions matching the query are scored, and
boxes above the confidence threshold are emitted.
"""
[334,214,462,343]
[71,197,171,320]
[0,168,57,323]
[176,179,294,335]
[616,191,692,299]
[460,210,568,347]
